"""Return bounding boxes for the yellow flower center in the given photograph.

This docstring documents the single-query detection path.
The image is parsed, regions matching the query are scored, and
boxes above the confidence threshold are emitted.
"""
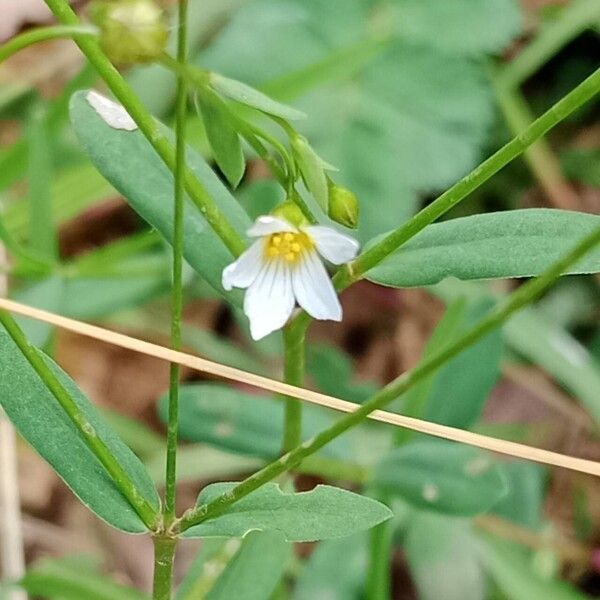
[264,231,313,264]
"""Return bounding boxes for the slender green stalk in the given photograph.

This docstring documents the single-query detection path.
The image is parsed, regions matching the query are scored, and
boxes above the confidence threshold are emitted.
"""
[366,506,392,600]
[491,68,579,210]
[175,223,600,533]
[281,320,308,453]
[152,537,177,600]
[498,0,600,89]
[335,66,600,287]
[0,25,97,63]
[0,311,158,530]
[164,0,189,526]
[43,0,246,258]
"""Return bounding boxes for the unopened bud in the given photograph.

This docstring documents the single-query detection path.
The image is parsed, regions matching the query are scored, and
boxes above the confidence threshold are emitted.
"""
[328,181,359,228]
[271,200,309,228]
[91,0,169,65]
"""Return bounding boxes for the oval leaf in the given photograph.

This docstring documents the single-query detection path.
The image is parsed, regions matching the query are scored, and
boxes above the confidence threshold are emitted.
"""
[371,439,508,516]
[367,209,600,287]
[182,482,392,541]
[69,90,250,303]
[196,88,246,188]
[0,331,160,533]
[210,73,306,120]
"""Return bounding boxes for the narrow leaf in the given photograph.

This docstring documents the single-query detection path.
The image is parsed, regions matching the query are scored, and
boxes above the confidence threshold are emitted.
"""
[210,73,306,120]
[0,331,160,533]
[292,136,330,212]
[367,210,600,287]
[183,483,392,541]
[372,439,508,516]
[69,90,251,302]
[196,88,246,188]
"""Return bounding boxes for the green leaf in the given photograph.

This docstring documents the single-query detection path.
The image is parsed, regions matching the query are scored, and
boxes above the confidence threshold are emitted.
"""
[404,512,486,600]
[69,90,251,302]
[367,210,600,287]
[183,482,392,541]
[158,383,355,461]
[372,439,508,516]
[423,299,503,428]
[291,135,330,212]
[295,533,368,600]
[202,0,521,241]
[492,461,547,530]
[485,540,589,600]
[196,87,246,188]
[0,331,160,533]
[561,148,600,187]
[19,557,149,600]
[210,73,306,120]
[205,531,290,600]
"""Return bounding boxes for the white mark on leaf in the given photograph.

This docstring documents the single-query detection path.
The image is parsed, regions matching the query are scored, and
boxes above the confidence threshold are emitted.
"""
[86,90,138,131]
[422,483,439,503]
[214,421,234,438]
[464,456,490,476]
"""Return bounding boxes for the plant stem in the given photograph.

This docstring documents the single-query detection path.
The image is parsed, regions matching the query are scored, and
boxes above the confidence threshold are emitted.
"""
[152,536,177,600]
[281,320,307,453]
[43,0,246,258]
[175,223,600,534]
[334,66,600,288]
[164,0,189,527]
[366,504,392,600]
[491,69,580,210]
[498,0,600,89]
[0,25,97,63]
[0,311,159,530]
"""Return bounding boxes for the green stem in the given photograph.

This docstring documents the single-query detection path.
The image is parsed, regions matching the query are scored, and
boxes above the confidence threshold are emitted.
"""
[366,503,392,600]
[152,537,177,600]
[43,0,246,258]
[0,25,97,63]
[164,0,189,527]
[175,224,600,534]
[0,311,158,530]
[498,0,600,89]
[491,67,580,210]
[339,66,600,286]
[281,320,307,453]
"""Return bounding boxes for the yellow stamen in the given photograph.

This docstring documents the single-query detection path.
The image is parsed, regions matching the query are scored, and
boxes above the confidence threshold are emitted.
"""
[264,231,313,264]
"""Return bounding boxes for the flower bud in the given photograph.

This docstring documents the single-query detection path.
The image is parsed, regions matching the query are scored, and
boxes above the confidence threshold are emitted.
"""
[271,200,309,228]
[90,0,169,65]
[327,181,359,228]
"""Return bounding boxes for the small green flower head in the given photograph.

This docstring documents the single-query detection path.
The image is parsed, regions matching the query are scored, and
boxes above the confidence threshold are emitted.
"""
[327,180,359,229]
[271,200,309,229]
[90,0,169,66]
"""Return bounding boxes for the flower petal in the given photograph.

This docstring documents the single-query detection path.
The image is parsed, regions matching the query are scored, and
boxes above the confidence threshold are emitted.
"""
[222,240,264,291]
[247,215,296,238]
[292,251,342,321]
[244,260,295,340]
[303,225,360,265]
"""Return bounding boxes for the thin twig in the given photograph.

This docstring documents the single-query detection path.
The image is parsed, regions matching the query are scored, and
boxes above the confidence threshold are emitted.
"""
[0,297,598,478]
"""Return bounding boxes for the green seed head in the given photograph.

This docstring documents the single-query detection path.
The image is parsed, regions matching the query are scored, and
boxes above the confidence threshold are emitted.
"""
[328,181,359,228]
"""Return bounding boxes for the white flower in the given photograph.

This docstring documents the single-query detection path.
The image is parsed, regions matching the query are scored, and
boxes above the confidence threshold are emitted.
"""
[223,215,359,340]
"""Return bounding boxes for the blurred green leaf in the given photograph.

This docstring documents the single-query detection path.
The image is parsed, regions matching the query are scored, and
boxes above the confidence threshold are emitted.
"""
[19,557,148,600]
[196,87,246,188]
[210,73,306,120]
[485,540,588,600]
[202,0,521,241]
[561,148,600,187]
[367,210,600,287]
[158,383,355,461]
[372,439,508,516]
[69,90,250,302]
[183,482,392,541]
[237,179,284,220]
[307,344,378,403]
[291,135,329,212]
[405,512,486,600]
[0,332,160,533]
[295,533,368,600]
[102,410,164,460]
[492,461,547,530]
